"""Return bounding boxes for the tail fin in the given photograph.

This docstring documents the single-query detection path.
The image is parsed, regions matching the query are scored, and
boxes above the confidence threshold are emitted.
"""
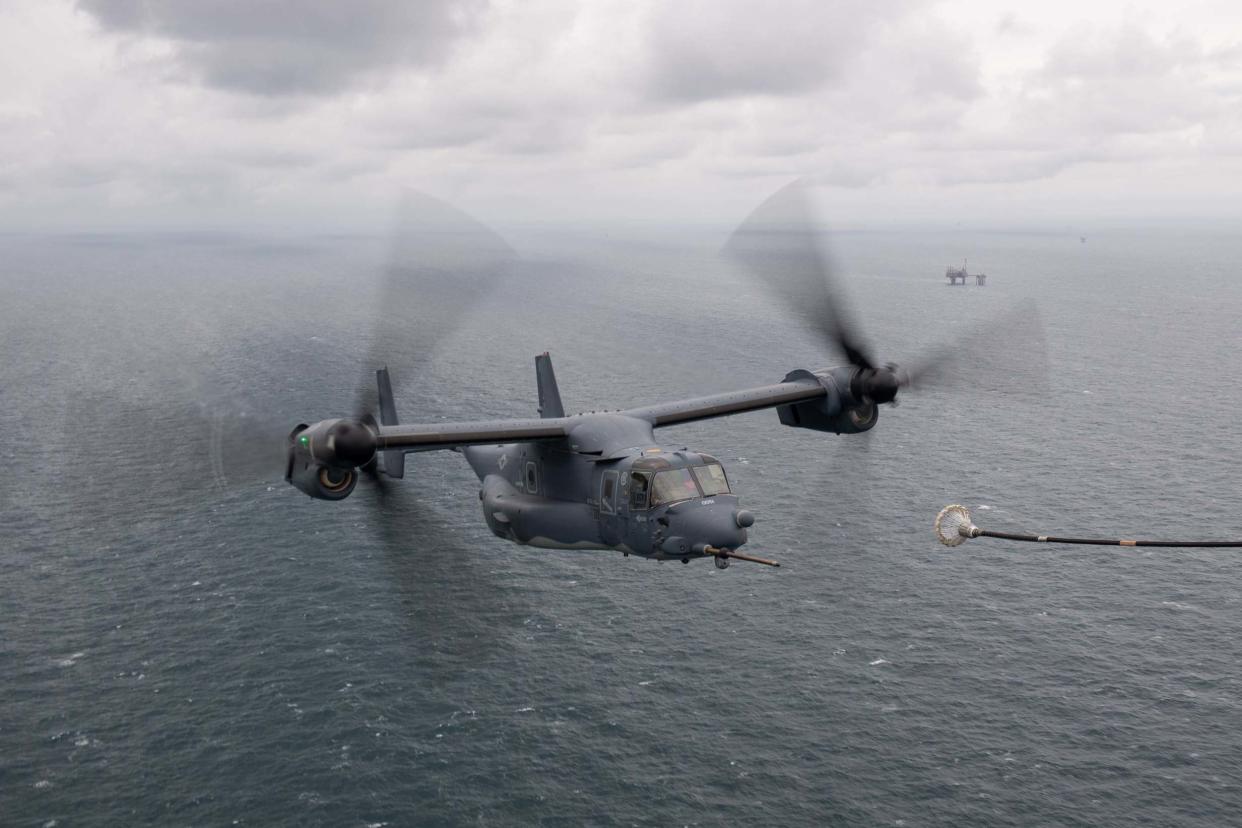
[535,352,565,419]
[376,367,405,478]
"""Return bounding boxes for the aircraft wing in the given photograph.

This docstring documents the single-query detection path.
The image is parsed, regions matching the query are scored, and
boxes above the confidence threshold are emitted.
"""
[375,417,570,452]
[372,377,831,450]
[621,378,827,428]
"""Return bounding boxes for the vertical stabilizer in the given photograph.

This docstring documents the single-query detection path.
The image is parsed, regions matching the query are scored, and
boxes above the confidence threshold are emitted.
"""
[535,352,565,419]
[376,367,405,478]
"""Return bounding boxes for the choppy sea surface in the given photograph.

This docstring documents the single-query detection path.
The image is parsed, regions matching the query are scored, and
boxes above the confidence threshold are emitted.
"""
[4,222,1242,826]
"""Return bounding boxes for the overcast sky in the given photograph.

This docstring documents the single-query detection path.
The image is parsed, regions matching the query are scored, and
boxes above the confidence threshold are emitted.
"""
[2,0,1240,230]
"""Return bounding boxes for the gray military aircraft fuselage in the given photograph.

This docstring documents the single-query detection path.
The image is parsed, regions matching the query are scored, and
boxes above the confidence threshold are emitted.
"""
[286,353,899,568]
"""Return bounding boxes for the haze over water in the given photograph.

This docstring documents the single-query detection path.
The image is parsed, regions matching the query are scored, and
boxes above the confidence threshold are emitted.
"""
[4,223,1242,825]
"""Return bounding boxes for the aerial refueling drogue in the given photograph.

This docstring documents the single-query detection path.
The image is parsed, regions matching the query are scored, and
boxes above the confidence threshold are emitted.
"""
[935,504,1242,549]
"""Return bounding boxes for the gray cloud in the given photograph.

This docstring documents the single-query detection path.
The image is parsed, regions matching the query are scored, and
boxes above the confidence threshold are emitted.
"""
[892,22,1238,191]
[77,0,488,96]
[930,148,1107,186]
[643,0,912,103]
[1016,26,1223,138]
[1040,24,1198,80]
[995,12,1034,38]
[4,1,1241,228]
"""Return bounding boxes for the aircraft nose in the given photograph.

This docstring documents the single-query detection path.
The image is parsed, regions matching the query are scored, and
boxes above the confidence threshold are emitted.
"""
[658,500,748,557]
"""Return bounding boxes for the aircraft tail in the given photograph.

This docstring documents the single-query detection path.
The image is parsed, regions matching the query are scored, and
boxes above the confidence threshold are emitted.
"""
[535,352,565,419]
[375,367,405,478]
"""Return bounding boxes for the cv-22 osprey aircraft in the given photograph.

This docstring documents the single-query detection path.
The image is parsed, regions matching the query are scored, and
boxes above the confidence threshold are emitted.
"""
[278,183,1037,569]
[288,353,895,569]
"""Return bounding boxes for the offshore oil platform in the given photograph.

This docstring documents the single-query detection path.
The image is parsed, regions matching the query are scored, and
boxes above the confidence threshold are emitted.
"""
[946,260,986,286]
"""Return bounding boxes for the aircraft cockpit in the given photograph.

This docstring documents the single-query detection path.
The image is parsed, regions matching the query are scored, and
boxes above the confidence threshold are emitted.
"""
[627,453,732,510]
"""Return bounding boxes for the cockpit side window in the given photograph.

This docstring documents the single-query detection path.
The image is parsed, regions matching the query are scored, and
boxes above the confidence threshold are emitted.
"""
[629,471,652,510]
[651,468,702,506]
[691,464,730,496]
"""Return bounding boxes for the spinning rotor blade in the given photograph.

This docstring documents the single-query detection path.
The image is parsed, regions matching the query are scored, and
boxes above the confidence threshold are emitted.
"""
[356,191,515,421]
[188,378,294,490]
[355,190,514,447]
[348,197,525,656]
[176,192,523,656]
[198,191,515,493]
[725,180,877,372]
[350,192,516,566]
[204,405,291,489]
[898,300,1049,397]
[353,190,515,460]
[726,180,1048,403]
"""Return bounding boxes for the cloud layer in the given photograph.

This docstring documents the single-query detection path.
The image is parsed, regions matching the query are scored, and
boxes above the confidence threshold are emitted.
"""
[0,0,1239,228]
[79,0,487,95]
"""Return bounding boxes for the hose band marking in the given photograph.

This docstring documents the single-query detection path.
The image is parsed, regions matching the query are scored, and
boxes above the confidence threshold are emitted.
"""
[1038,535,1048,542]
[1120,539,1137,546]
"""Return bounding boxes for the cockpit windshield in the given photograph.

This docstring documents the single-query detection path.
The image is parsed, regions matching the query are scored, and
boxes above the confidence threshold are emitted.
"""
[651,468,701,506]
[692,463,730,496]
[647,464,731,505]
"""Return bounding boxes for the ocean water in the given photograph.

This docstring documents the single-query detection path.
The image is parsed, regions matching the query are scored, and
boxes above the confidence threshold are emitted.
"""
[3,222,1242,826]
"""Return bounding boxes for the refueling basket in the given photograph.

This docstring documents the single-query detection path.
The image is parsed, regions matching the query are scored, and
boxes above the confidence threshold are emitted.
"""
[934,504,976,547]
